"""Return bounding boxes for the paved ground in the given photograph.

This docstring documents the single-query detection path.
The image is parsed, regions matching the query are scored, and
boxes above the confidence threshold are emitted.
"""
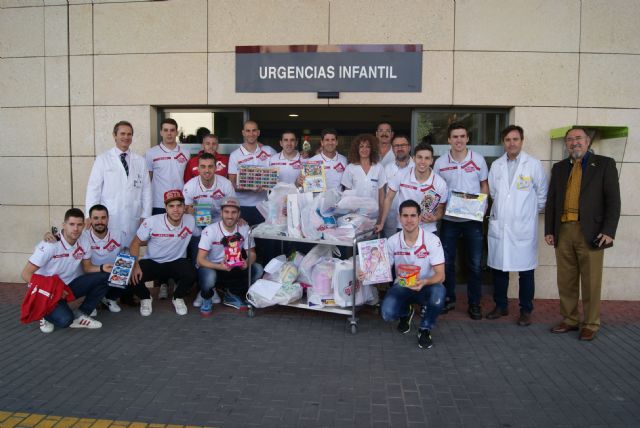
[1,282,640,428]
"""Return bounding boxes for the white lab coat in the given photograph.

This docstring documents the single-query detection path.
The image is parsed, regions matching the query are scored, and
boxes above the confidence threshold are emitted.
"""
[487,151,548,271]
[85,147,151,246]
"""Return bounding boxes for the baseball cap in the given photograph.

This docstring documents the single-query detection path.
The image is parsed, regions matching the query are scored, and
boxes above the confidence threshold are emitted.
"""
[164,189,185,205]
[220,196,240,210]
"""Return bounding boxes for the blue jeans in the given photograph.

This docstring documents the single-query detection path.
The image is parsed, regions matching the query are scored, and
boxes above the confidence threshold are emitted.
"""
[198,263,264,299]
[45,272,110,328]
[492,268,535,314]
[187,234,202,268]
[381,283,445,331]
[440,219,483,305]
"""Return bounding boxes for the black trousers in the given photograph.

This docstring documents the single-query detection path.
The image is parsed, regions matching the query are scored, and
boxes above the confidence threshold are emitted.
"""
[132,258,196,299]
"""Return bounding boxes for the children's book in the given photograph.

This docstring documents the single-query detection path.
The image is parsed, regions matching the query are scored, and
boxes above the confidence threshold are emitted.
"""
[420,188,441,215]
[108,253,136,288]
[357,238,392,285]
[302,160,326,193]
[236,165,279,190]
[194,204,212,227]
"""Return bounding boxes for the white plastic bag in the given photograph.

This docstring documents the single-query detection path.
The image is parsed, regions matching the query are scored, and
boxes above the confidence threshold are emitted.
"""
[262,255,299,285]
[335,190,379,218]
[258,183,299,225]
[333,258,378,307]
[247,280,303,308]
[298,244,340,287]
[310,258,336,295]
[287,192,312,238]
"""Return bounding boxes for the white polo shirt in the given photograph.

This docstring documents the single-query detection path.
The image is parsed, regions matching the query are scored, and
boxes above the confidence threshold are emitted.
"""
[270,151,303,184]
[309,152,348,191]
[387,167,448,233]
[379,149,395,168]
[28,233,92,285]
[85,228,124,266]
[198,221,254,264]
[136,213,196,263]
[341,163,386,203]
[384,159,414,228]
[228,144,277,206]
[145,143,189,209]
[385,228,445,281]
[183,175,236,224]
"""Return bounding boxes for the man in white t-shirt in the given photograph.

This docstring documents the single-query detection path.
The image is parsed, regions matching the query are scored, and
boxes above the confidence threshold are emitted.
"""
[309,128,348,191]
[227,120,277,226]
[21,208,111,333]
[382,135,414,238]
[85,120,151,246]
[129,189,197,317]
[433,122,489,320]
[145,118,189,215]
[270,130,303,185]
[197,196,263,314]
[376,142,448,236]
[376,122,396,168]
[377,200,446,349]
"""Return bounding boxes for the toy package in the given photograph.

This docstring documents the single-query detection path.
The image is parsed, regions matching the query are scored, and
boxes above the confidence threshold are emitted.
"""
[236,165,279,190]
[194,204,212,227]
[396,264,421,287]
[445,191,488,222]
[302,160,326,193]
[222,233,245,268]
[357,239,392,285]
[108,253,136,288]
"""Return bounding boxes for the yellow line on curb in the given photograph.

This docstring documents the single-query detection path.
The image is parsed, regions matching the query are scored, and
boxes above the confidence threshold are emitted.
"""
[0,412,216,428]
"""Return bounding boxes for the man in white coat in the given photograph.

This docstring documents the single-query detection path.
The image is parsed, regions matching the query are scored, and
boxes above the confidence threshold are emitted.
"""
[486,125,548,326]
[85,121,152,247]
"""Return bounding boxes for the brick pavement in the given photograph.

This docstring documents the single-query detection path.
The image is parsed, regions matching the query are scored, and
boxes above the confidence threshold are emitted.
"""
[1,282,640,428]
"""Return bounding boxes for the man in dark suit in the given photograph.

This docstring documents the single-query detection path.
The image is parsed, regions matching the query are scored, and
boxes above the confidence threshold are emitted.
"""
[544,127,621,341]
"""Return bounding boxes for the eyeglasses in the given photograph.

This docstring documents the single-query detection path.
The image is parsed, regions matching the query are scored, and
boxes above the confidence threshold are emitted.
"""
[565,136,585,143]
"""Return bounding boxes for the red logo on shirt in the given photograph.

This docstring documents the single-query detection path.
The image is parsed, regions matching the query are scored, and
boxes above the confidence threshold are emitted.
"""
[175,153,189,164]
[216,161,226,172]
[72,246,86,260]
[461,160,480,173]
[414,244,429,259]
[104,239,120,252]
[178,227,192,240]
[400,184,417,190]
[334,163,345,173]
[292,160,302,169]
[212,189,225,200]
[257,150,270,161]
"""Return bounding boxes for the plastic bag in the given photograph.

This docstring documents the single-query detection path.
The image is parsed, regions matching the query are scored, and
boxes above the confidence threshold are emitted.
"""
[298,244,341,287]
[318,188,341,217]
[335,190,379,218]
[300,194,337,240]
[333,258,379,307]
[336,213,376,233]
[259,183,299,225]
[247,280,303,308]
[310,258,336,295]
[262,255,299,285]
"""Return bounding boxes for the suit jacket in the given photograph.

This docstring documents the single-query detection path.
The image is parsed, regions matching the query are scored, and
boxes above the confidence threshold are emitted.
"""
[545,153,621,248]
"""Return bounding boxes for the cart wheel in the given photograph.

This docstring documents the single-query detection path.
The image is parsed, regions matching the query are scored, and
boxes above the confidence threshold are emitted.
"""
[350,324,357,334]
[248,307,255,318]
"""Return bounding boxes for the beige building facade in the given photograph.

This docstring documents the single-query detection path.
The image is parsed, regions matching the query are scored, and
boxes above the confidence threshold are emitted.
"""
[1,0,638,299]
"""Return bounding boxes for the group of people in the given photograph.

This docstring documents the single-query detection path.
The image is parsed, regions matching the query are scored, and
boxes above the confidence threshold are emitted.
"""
[21,117,620,349]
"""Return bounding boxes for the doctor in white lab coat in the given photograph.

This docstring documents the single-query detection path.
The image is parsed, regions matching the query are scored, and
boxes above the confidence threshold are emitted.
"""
[85,121,151,246]
[486,125,548,326]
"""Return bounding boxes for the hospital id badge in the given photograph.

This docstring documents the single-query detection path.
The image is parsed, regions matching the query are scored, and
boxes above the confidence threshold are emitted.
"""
[516,175,532,190]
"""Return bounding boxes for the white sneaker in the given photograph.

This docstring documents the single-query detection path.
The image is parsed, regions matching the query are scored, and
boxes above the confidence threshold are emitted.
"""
[90,309,98,317]
[159,283,169,299]
[70,314,102,329]
[212,289,222,304]
[192,292,203,308]
[102,297,121,313]
[39,318,54,334]
[172,298,188,316]
[140,298,153,317]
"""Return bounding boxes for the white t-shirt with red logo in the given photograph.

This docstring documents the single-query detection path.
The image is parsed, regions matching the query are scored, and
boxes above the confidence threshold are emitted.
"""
[384,159,414,229]
[228,144,277,206]
[309,152,348,191]
[387,167,449,233]
[85,228,124,265]
[28,233,92,285]
[183,175,236,224]
[198,221,254,264]
[136,214,196,263]
[269,151,303,184]
[145,143,189,209]
[385,228,445,281]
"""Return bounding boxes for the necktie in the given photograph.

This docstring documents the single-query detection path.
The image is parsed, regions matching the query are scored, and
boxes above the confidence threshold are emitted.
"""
[120,153,129,176]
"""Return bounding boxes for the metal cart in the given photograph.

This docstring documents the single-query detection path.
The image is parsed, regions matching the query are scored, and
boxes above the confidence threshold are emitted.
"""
[247,226,374,334]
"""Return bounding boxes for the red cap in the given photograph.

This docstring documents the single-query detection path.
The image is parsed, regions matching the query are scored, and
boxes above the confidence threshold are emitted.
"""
[164,189,185,205]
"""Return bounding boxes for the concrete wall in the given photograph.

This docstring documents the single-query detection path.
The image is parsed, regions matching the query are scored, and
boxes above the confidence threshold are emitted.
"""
[1,0,639,299]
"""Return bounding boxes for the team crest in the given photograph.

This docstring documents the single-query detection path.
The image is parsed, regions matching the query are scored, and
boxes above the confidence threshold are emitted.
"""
[334,162,345,173]
[178,226,192,240]
[212,189,225,200]
[414,244,429,259]
[104,239,120,252]
[292,160,302,169]
[257,150,270,161]
[72,246,86,260]
[462,160,480,173]
[216,160,226,172]
[175,153,189,164]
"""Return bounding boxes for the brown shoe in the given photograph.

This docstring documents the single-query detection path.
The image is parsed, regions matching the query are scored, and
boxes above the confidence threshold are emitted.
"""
[579,328,597,341]
[550,322,579,334]
[517,312,532,327]
[486,306,509,320]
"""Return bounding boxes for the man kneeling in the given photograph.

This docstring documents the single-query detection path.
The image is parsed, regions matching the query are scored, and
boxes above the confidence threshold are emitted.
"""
[21,208,111,333]
[380,200,446,349]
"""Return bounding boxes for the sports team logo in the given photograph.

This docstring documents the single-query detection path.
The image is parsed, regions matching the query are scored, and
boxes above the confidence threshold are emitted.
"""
[414,244,429,258]
[72,246,86,260]
[104,239,120,252]
[216,160,226,172]
[175,153,189,164]
[462,160,480,173]
[257,150,270,161]
[178,226,192,240]
[334,162,345,173]
[292,160,302,169]
[212,189,225,200]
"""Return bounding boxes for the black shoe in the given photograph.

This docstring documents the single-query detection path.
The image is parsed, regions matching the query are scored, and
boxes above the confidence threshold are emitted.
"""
[468,304,482,320]
[517,312,532,326]
[441,301,455,314]
[397,306,414,334]
[418,329,433,349]
[486,306,508,320]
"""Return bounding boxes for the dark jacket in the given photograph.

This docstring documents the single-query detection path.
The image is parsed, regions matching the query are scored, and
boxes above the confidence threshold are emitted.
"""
[544,153,621,248]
